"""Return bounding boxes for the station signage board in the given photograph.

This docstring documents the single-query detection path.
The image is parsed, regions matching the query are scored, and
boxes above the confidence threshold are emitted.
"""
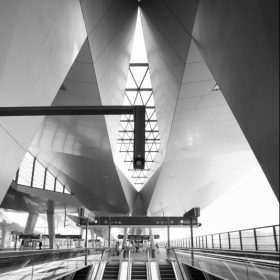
[79,216,198,227]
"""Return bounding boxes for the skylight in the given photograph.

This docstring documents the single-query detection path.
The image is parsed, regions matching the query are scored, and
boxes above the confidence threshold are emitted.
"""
[118,10,161,191]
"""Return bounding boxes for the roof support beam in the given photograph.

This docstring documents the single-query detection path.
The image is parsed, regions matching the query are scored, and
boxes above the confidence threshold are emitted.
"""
[0,105,146,170]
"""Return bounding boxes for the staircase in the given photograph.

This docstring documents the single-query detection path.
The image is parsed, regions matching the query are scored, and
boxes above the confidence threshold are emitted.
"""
[131,263,147,280]
[159,263,176,280]
[73,265,92,280]
[102,263,119,279]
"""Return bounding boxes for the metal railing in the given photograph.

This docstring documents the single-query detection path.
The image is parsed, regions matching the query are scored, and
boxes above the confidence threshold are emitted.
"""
[165,224,280,252]
[170,248,279,280]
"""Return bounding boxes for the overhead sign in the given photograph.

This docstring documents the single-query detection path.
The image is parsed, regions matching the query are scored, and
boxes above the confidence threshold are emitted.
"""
[183,208,200,219]
[79,216,198,227]
[42,234,82,239]
[19,234,40,240]
[117,234,160,240]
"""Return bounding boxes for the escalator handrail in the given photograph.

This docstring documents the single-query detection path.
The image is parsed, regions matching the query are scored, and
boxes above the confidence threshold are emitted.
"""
[101,248,112,261]
[169,248,187,280]
[127,248,131,280]
[147,248,152,280]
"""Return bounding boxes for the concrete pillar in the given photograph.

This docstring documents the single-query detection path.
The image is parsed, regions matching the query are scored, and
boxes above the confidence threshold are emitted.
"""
[123,228,128,247]
[47,200,55,249]
[24,213,39,235]
[149,228,155,248]
[90,229,95,239]
[90,229,95,247]
[0,223,6,248]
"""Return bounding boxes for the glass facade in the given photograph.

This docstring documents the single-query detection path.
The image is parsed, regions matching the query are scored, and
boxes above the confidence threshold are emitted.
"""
[16,152,71,195]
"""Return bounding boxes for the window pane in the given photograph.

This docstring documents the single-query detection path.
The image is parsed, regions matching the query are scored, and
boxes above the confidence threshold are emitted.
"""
[213,234,220,248]
[207,236,212,248]
[45,171,55,191]
[230,232,241,250]
[33,160,45,189]
[221,233,229,249]
[241,230,255,250]
[64,188,71,195]
[18,153,34,186]
[256,227,275,251]
[55,181,64,193]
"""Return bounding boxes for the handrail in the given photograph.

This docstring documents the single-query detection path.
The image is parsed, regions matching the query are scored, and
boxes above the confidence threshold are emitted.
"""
[101,248,111,261]
[164,224,280,252]
[127,248,131,280]
[169,249,185,280]
[147,249,151,280]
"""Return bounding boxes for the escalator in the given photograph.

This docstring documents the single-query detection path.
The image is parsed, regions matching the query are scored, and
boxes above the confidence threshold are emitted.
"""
[159,263,176,280]
[102,263,119,279]
[131,263,147,280]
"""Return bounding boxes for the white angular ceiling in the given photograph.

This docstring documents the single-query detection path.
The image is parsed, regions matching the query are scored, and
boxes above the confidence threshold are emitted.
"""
[1,0,278,217]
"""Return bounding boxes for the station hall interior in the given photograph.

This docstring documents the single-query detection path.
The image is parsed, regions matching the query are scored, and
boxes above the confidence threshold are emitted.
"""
[0,0,279,280]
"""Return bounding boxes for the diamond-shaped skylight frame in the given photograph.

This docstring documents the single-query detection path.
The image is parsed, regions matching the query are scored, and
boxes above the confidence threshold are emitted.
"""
[118,63,161,188]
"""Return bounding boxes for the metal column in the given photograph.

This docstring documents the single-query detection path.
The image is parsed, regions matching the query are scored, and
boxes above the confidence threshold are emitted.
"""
[167,217,170,248]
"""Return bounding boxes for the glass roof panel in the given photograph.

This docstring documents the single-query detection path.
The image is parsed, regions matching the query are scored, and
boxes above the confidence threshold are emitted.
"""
[141,70,152,88]
[130,10,148,64]
[126,71,137,88]
[118,10,161,191]
[130,66,148,87]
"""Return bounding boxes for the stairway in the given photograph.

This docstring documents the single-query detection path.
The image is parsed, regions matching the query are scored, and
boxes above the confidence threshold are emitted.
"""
[159,263,176,280]
[102,263,119,279]
[73,265,92,280]
[131,263,147,280]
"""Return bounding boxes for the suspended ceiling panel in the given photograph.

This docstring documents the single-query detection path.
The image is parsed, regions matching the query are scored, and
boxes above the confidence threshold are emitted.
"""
[140,0,198,157]
[192,0,279,200]
[148,151,259,216]
[147,36,258,215]
[0,0,87,203]
[165,40,251,162]
[81,0,138,158]
[30,39,134,215]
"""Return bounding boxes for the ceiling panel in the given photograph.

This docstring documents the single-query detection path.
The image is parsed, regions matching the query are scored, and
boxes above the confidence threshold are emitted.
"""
[67,62,97,84]
[147,35,255,215]
[140,0,191,62]
[180,80,216,98]
[63,79,100,99]
[82,0,138,159]
[192,0,279,199]
[0,0,86,203]
[81,0,115,37]
[197,92,228,108]
[183,62,213,83]
[148,151,259,215]
[140,0,198,157]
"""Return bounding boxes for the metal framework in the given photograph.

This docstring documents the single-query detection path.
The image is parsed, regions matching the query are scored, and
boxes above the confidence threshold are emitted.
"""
[1,105,146,171]
[0,105,140,116]
[118,63,161,187]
